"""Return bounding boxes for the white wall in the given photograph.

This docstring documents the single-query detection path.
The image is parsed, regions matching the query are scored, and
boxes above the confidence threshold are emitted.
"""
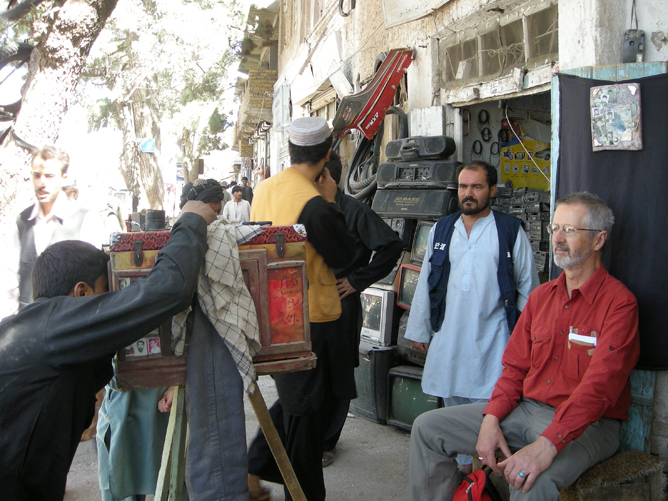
[560,0,668,70]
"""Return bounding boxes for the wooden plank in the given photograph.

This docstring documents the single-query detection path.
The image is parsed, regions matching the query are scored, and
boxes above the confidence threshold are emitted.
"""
[255,354,317,376]
[155,386,187,500]
[155,387,180,500]
[167,387,188,500]
[248,385,307,501]
[560,66,593,78]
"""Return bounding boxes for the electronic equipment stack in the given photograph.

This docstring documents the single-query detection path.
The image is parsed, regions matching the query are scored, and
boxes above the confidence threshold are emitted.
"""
[491,187,551,276]
[349,137,462,429]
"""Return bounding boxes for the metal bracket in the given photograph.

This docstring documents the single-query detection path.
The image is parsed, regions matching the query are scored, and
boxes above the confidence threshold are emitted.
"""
[132,240,144,267]
[275,233,285,258]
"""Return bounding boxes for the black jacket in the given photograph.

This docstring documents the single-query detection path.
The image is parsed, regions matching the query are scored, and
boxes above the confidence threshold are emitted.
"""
[0,213,208,501]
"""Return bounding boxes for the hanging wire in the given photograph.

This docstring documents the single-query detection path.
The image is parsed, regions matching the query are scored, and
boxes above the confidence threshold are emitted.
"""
[630,0,638,30]
[504,105,550,184]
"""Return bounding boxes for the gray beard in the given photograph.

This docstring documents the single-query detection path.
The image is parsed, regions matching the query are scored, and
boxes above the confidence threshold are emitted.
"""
[553,247,591,270]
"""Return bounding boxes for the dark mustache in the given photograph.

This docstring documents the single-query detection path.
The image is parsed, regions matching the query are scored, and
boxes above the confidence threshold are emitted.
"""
[462,197,477,204]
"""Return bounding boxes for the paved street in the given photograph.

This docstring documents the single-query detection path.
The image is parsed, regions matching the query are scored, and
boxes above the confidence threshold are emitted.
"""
[65,375,410,500]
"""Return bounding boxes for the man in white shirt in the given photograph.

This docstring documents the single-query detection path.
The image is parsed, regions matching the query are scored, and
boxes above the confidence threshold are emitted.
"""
[1,146,106,318]
[405,161,538,473]
[222,186,251,223]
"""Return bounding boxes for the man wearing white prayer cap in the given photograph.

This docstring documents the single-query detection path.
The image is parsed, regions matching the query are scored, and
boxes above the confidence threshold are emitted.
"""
[247,117,356,501]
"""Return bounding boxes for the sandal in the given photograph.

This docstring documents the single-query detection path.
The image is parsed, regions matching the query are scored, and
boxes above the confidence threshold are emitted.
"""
[322,448,336,468]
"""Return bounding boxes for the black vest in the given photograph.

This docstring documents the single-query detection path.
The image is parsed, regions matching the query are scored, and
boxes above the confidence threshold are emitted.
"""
[17,203,89,309]
[427,210,522,333]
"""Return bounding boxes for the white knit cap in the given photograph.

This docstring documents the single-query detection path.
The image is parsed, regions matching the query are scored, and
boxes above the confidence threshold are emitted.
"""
[288,117,331,146]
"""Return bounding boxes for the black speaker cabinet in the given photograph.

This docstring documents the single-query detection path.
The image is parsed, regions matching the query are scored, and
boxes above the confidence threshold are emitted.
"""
[350,341,396,424]
[377,160,460,189]
[387,365,442,431]
[385,136,456,161]
[372,189,458,218]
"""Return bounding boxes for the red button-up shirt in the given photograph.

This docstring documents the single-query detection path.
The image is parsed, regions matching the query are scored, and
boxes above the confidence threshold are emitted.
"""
[484,265,639,452]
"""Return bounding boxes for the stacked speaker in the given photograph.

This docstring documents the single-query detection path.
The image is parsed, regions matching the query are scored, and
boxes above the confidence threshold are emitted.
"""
[351,137,461,430]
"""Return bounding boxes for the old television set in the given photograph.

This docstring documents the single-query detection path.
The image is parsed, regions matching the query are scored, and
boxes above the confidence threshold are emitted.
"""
[410,221,435,264]
[387,365,442,431]
[350,341,396,424]
[360,288,396,346]
[395,310,427,366]
[397,264,421,310]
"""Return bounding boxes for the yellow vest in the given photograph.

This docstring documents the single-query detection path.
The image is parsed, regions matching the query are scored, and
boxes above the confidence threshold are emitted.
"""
[251,168,341,323]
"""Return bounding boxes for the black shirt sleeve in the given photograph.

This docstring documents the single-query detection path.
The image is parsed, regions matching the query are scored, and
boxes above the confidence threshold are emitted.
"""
[297,196,356,270]
[340,197,403,292]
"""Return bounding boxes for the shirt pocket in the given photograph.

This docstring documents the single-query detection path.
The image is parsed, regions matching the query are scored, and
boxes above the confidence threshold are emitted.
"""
[564,325,597,381]
[530,327,552,370]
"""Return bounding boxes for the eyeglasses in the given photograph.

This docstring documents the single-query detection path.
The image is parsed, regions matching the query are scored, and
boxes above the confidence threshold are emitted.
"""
[546,224,602,236]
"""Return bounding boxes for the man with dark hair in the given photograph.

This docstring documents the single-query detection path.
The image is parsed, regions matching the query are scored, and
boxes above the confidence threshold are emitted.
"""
[409,192,639,501]
[1,145,106,318]
[319,151,403,466]
[247,117,356,501]
[405,160,538,474]
[180,178,227,215]
[222,185,251,222]
[241,176,254,204]
[0,201,216,501]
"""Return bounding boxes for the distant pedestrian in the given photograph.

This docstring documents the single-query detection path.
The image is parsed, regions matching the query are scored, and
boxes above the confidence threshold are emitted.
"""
[1,146,105,318]
[222,186,251,223]
[241,176,254,204]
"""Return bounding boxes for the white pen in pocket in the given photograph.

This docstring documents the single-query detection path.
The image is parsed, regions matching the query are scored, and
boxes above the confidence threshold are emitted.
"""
[568,326,597,346]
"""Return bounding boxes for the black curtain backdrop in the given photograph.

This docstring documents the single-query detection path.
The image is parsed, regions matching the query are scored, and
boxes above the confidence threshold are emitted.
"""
[556,72,668,370]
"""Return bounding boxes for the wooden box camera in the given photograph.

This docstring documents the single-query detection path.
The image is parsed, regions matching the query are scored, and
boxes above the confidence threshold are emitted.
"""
[108,226,313,390]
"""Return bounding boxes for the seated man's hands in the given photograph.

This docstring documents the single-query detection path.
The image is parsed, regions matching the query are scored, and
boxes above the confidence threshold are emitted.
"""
[498,436,557,493]
[475,414,512,475]
[181,200,217,225]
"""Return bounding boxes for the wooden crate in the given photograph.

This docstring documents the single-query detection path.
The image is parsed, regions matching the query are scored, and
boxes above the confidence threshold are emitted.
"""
[109,226,314,390]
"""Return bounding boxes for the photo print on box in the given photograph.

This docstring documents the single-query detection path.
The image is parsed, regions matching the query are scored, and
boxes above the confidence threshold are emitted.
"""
[147,337,161,355]
[133,338,148,357]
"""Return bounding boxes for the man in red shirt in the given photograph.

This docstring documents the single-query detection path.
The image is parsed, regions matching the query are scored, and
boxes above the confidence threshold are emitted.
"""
[409,192,640,501]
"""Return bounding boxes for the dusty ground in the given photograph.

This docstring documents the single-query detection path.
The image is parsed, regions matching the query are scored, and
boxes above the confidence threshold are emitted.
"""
[65,375,410,500]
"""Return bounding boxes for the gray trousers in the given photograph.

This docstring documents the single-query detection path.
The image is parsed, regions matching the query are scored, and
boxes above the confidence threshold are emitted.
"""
[409,399,621,501]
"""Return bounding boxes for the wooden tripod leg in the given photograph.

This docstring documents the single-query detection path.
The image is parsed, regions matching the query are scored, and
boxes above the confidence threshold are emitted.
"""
[155,386,188,501]
[248,385,307,501]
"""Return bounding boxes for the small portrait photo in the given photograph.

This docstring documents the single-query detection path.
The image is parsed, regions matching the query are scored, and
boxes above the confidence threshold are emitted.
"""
[119,277,133,290]
[134,338,148,356]
[124,345,136,357]
[148,337,161,355]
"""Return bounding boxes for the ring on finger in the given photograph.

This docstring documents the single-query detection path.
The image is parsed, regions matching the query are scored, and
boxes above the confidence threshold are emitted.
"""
[519,472,525,478]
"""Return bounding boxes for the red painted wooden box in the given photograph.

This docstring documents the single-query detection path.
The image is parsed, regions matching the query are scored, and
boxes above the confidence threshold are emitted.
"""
[109,226,314,390]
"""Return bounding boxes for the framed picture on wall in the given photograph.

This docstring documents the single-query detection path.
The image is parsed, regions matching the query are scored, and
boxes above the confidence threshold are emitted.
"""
[590,83,642,151]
